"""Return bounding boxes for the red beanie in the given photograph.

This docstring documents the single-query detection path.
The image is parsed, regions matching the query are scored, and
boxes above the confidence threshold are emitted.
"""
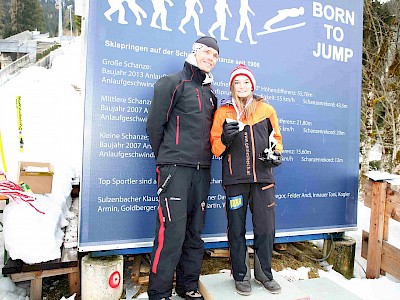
[229,64,256,91]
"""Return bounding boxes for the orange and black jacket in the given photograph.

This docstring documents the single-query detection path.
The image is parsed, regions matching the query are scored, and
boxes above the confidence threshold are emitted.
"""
[210,96,283,185]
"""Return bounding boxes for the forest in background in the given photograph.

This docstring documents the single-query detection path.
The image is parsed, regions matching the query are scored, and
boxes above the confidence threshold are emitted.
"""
[360,0,400,188]
[0,0,75,38]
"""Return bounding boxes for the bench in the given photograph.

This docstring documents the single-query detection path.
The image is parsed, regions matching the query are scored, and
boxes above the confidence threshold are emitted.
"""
[2,247,80,300]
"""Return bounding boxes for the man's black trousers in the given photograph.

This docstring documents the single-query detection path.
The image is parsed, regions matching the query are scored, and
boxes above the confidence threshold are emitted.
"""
[148,165,211,300]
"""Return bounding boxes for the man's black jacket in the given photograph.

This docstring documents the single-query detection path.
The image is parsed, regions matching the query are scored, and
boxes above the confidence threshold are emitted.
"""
[146,61,218,168]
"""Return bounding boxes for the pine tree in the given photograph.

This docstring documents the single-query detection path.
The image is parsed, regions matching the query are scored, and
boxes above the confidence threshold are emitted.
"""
[0,0,5,38]
[5,0,45,37]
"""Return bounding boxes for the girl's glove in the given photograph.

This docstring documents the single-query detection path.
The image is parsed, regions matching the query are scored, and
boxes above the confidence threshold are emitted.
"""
[221,120,239,147]
[259,150,282,168]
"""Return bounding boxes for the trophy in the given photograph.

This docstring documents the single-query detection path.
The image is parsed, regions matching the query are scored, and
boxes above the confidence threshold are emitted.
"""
[259,129,278,161]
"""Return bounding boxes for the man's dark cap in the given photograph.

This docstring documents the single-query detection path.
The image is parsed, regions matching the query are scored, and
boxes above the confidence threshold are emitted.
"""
[195,36,219,54]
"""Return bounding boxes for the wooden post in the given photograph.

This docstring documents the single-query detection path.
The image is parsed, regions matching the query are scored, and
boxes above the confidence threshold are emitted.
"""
[10,267,80,300]
[322,236,355,279]
[366,180,387,278]
[331,236,356,279]
[68,270,80,296]
[30,273,43,300]
[380,214,389,276]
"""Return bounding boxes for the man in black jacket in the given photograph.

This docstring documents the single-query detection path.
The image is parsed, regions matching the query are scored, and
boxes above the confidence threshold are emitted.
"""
[146,36,220,300]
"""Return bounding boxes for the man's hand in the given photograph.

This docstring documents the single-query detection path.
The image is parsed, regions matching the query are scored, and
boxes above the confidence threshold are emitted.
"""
[221,120,239,147]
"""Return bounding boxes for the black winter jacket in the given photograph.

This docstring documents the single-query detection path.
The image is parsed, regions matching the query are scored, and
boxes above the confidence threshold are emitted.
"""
[146,62,218,168]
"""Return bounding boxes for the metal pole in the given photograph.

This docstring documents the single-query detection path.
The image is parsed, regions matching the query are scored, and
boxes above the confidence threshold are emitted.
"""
[68,5,73,36]
[58,1,63,42]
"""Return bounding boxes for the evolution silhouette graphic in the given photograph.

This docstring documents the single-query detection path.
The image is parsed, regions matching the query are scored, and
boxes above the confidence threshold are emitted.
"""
[103,0,308,45]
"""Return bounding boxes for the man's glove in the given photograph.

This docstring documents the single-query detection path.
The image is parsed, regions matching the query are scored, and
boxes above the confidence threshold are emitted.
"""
[221,120,239,147]
[259,150,282,168]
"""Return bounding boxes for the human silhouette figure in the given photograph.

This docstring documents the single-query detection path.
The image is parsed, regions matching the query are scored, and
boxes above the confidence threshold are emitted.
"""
[104,0,128,24]
[263,7,304,31]
[178,0,205,36]
[150,0,174,31]
[126,0,147,26]
[235,0,257,45]
[208,0,232,40]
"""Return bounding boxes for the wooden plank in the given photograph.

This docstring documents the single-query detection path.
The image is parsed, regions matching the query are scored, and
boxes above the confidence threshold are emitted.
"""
[10,267,79,282]
[365,180,400,223]
[274,243,287,251]
[11,267,80,300]
[293,242,323,259]
[129,255,141,282]
[40,267,79,277]
[10,267,79,300]
[41,259,62,271]
[287,244,305,261]
[205,249,230,257]
[30,277,43,300]
[381,215,389,276]
[364,179,373,208]
[366,181,387,279]
[138,275,149,285]
[138,272,176,285]
[361,230,368,258]
[386,189,400,223]
[11,270,42,282]
[68,270,80,296]
[21,262,42,272]
[1,258,23,275]
[139,255,150,274]
[362,231,400,279]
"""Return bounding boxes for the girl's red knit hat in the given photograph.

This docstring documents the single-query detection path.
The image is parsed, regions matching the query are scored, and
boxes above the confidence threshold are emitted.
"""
[229,64,256,91]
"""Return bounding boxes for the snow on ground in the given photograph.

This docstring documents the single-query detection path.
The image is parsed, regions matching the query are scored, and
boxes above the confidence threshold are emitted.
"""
[0,37,83,299]
[0,36,400,299]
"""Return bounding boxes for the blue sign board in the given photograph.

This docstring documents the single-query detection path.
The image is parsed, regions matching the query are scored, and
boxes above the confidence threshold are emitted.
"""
[79,0,363,252]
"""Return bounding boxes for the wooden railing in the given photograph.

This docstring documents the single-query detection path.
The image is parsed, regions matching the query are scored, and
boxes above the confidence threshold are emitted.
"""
[362,179,400,279]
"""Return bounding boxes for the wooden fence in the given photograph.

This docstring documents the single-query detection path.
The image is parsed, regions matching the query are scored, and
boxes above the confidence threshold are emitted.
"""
[362,179,400,279]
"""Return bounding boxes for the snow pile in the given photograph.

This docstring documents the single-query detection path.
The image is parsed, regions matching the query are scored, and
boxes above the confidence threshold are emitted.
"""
[63,197,79,249]
[0,275,28,300]
[0,37,84,264]
[3,195,64,264]
[319,265,400,300]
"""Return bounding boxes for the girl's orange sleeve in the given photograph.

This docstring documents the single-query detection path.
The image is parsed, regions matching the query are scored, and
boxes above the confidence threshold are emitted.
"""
[210,108,228,157]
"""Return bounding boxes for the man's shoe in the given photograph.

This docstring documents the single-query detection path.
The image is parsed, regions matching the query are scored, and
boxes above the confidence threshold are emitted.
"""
[255,278,282,294]
[235,280,252,296]
[184,290,204,300]
[175,287,204,300]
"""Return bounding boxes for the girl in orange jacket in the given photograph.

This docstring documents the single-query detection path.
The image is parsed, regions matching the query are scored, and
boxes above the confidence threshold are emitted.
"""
[210,64,283,296]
